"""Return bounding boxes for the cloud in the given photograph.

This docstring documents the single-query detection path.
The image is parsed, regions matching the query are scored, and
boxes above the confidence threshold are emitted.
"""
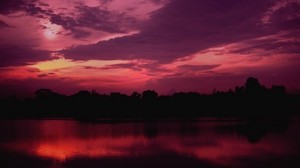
[37,72,55,78]
[71,29,92,39]
[48,4,138,38]
[0,20,12,28]
[0,0,50,17]
[0,0,139,38]
[178,65,220,71]
[82,63,140,71]
[265,1,300,29]
[0,0,28,14]
[2,0,299,57]
[62,0,277,62]
[0,0,299,95]
[82,61,168,73]
[227,30,300,56]
[0,44,51,67]
[149,0,169,5]
[100,63,142,71]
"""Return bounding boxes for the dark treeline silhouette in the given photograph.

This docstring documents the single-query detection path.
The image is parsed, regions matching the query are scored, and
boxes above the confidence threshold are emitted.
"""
[1,77,300,119]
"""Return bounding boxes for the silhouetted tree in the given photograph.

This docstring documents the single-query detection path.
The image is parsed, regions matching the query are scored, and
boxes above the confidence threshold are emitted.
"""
[271,85,286,96]
[35,89,55,99]
[0,76,299,119]
[245,77,262,95]
[235,86,245,95]
[73,90,91,98]
[131,92,141,100]
[91,90,99,97]
[142,90,158,101]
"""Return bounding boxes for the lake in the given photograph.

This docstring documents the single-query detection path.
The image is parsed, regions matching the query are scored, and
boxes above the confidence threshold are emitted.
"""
[0,118,299,168]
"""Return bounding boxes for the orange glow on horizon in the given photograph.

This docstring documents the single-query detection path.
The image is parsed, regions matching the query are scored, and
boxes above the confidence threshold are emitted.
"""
[32,59,77,71]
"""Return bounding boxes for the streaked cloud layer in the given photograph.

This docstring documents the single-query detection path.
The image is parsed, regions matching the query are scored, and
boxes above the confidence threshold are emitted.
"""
[0,0,299,96]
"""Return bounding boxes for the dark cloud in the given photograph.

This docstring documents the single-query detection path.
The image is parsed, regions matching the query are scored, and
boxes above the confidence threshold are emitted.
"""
[84,63,151,71]
[233,40,300,55]
[0,0,138,38]
[0,20,12,28]
[0,0,50,17]
[48,4,138,38]
[98,0,113,6]
[0,44,51,67]
[83,66,98,69]
[74,5,137,33]
[38,2,49,7]
[100,63,142,71]
[37,74,49,78]
[62,0,278,62]
[82,63,137,70]
[149,0,169,5]
[26,68,40,73]
[268,1,300,30]
[37,72,55,78]
[0,0,29,14]
[2,0,299,59]
[48,7,116,35]
[229,30,300,55]
[178,65,220,71]
[71,29,92,39]
[83,62,170,75]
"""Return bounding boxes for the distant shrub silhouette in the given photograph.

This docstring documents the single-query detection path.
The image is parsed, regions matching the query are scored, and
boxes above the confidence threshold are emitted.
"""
[0,77,299,119]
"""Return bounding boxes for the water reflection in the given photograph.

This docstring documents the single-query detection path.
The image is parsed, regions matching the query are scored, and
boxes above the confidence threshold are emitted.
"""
[0,119,299,168]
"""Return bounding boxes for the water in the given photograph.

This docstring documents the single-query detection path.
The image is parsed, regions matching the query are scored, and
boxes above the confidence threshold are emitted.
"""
[0,119,299,168]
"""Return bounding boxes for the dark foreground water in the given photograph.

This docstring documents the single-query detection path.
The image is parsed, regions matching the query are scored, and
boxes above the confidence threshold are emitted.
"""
[0,118,299,168]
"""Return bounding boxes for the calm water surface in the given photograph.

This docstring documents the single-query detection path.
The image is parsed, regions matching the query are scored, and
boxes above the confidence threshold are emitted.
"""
[0,118,299,168]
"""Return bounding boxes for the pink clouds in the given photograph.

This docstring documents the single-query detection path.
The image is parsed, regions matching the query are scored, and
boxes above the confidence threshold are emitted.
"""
[0,44,51,67]
[0,0,300,96]
[0,59,153,96]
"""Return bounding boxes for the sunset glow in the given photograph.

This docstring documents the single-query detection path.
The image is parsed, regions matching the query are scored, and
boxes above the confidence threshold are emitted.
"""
[43,28,57,40]
[0,0,299,97]
[1,120,298,166]
[33,59,76,71]
[35,137,137,160]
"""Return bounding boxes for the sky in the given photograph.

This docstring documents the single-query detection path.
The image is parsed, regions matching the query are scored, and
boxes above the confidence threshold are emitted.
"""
[0,0,300,97]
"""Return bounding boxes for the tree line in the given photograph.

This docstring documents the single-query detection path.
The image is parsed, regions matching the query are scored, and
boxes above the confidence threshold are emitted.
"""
[1,77,299,119]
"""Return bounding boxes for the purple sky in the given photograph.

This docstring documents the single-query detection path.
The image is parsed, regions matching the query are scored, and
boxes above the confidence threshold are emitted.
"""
[0,0,300,97]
